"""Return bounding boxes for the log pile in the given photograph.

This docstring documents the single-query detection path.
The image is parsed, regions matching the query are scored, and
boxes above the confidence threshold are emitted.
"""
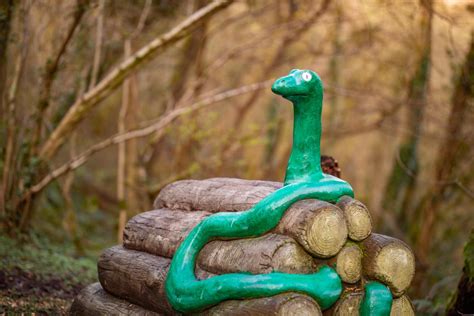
[71,178,416,315]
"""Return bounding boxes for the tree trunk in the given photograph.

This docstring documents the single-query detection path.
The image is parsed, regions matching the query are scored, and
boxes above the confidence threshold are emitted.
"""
[415,34,474,267]
[361,233,415,297]
[0,0,14,112]
[446,230,474,316]
[382,0,433,231]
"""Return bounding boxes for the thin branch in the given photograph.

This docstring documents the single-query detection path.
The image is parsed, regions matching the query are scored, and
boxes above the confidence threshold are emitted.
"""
[33,0,88,153]
[39,0,234,161]
[89,0,105,89]
[130,0,152,40]
[26,80,271,198]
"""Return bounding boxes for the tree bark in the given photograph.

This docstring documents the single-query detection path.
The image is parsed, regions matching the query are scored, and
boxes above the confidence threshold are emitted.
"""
[416,34,474,267]
[197,233,317,275]
[0,0,14,112]
[98,246,176,314]
[70,283,161,316]
[336,196,372,241]
[361,233,415,297]
[123,208,212,258]
[446,230,474,316]
[154,178,349,257]
[153,178,282,212]
[382,0,433,231]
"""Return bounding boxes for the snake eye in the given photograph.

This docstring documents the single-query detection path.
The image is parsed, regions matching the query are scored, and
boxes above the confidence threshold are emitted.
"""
[302,72,312,82]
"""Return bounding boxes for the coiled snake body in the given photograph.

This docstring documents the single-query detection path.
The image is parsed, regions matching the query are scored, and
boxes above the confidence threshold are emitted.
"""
[165,70,392,315]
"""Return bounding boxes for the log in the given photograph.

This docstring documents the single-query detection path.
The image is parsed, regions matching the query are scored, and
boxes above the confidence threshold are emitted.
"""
[154,178,281,212]
[332,291,362,316]
[336,196,372,241]
[201,293,322,316]
[123,209,316,274]
[198,233,317,274]
[274,200,348,258]
[361,234,416,297]
[98,246,322,315]
[324,242,362,284]
[124,209,318,272]
[97,246,175,314]
[123,209,211,258]
[152,178,349,258]
[390,295,415,316]
[125,205,347,259]
[70,283,323,316]
[69,283,161,316]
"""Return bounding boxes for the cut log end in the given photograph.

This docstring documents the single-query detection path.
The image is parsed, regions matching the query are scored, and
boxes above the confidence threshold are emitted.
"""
[306,206,348,257]
[277,200,348,258]
[362,234,416,296]
[390,295,415,316]
[337,196,372,241]
[277,295,323,316]
[332,291,415,316]
[333,291,363,316]
[334,243,362,284]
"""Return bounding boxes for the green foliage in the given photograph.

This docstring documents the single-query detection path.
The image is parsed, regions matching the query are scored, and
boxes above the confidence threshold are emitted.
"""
[464,230,474,279]
[0,234,97,286]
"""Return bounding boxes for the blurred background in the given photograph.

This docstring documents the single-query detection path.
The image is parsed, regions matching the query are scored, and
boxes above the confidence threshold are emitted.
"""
[0,0,473,314]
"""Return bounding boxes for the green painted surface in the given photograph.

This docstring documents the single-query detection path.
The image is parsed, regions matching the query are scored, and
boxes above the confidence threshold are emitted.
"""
[165,69,395,313]
[359,282,393,316]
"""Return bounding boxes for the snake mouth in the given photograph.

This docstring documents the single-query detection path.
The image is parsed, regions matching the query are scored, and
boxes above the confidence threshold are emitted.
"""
[281,93,309,99]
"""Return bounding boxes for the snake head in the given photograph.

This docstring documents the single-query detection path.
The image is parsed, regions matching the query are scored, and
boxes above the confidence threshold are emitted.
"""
[271,69,323,101]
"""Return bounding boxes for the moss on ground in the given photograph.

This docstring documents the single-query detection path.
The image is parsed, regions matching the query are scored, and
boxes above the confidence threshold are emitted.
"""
[0,234,97,315]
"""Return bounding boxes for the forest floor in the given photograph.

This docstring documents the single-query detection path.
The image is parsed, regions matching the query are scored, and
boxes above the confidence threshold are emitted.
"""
[0,235,97,315]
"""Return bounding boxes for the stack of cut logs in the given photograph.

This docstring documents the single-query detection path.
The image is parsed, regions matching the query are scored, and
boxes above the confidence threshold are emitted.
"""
[71,178,416,315]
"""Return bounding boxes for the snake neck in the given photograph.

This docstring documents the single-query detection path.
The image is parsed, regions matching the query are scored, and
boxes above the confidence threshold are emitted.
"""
[284,94,323,185]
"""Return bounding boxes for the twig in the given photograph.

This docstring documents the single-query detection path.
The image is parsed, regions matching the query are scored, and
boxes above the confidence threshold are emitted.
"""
[89,0,104,89]
[39,0,234,160]
[33,0,88,152]
[26,80,271,198]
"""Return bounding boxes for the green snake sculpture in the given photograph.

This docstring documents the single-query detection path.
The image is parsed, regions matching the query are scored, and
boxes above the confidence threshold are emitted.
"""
[165,69,393,315]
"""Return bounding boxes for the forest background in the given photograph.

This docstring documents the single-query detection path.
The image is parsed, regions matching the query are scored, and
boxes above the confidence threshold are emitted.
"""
[0,0,473,314]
